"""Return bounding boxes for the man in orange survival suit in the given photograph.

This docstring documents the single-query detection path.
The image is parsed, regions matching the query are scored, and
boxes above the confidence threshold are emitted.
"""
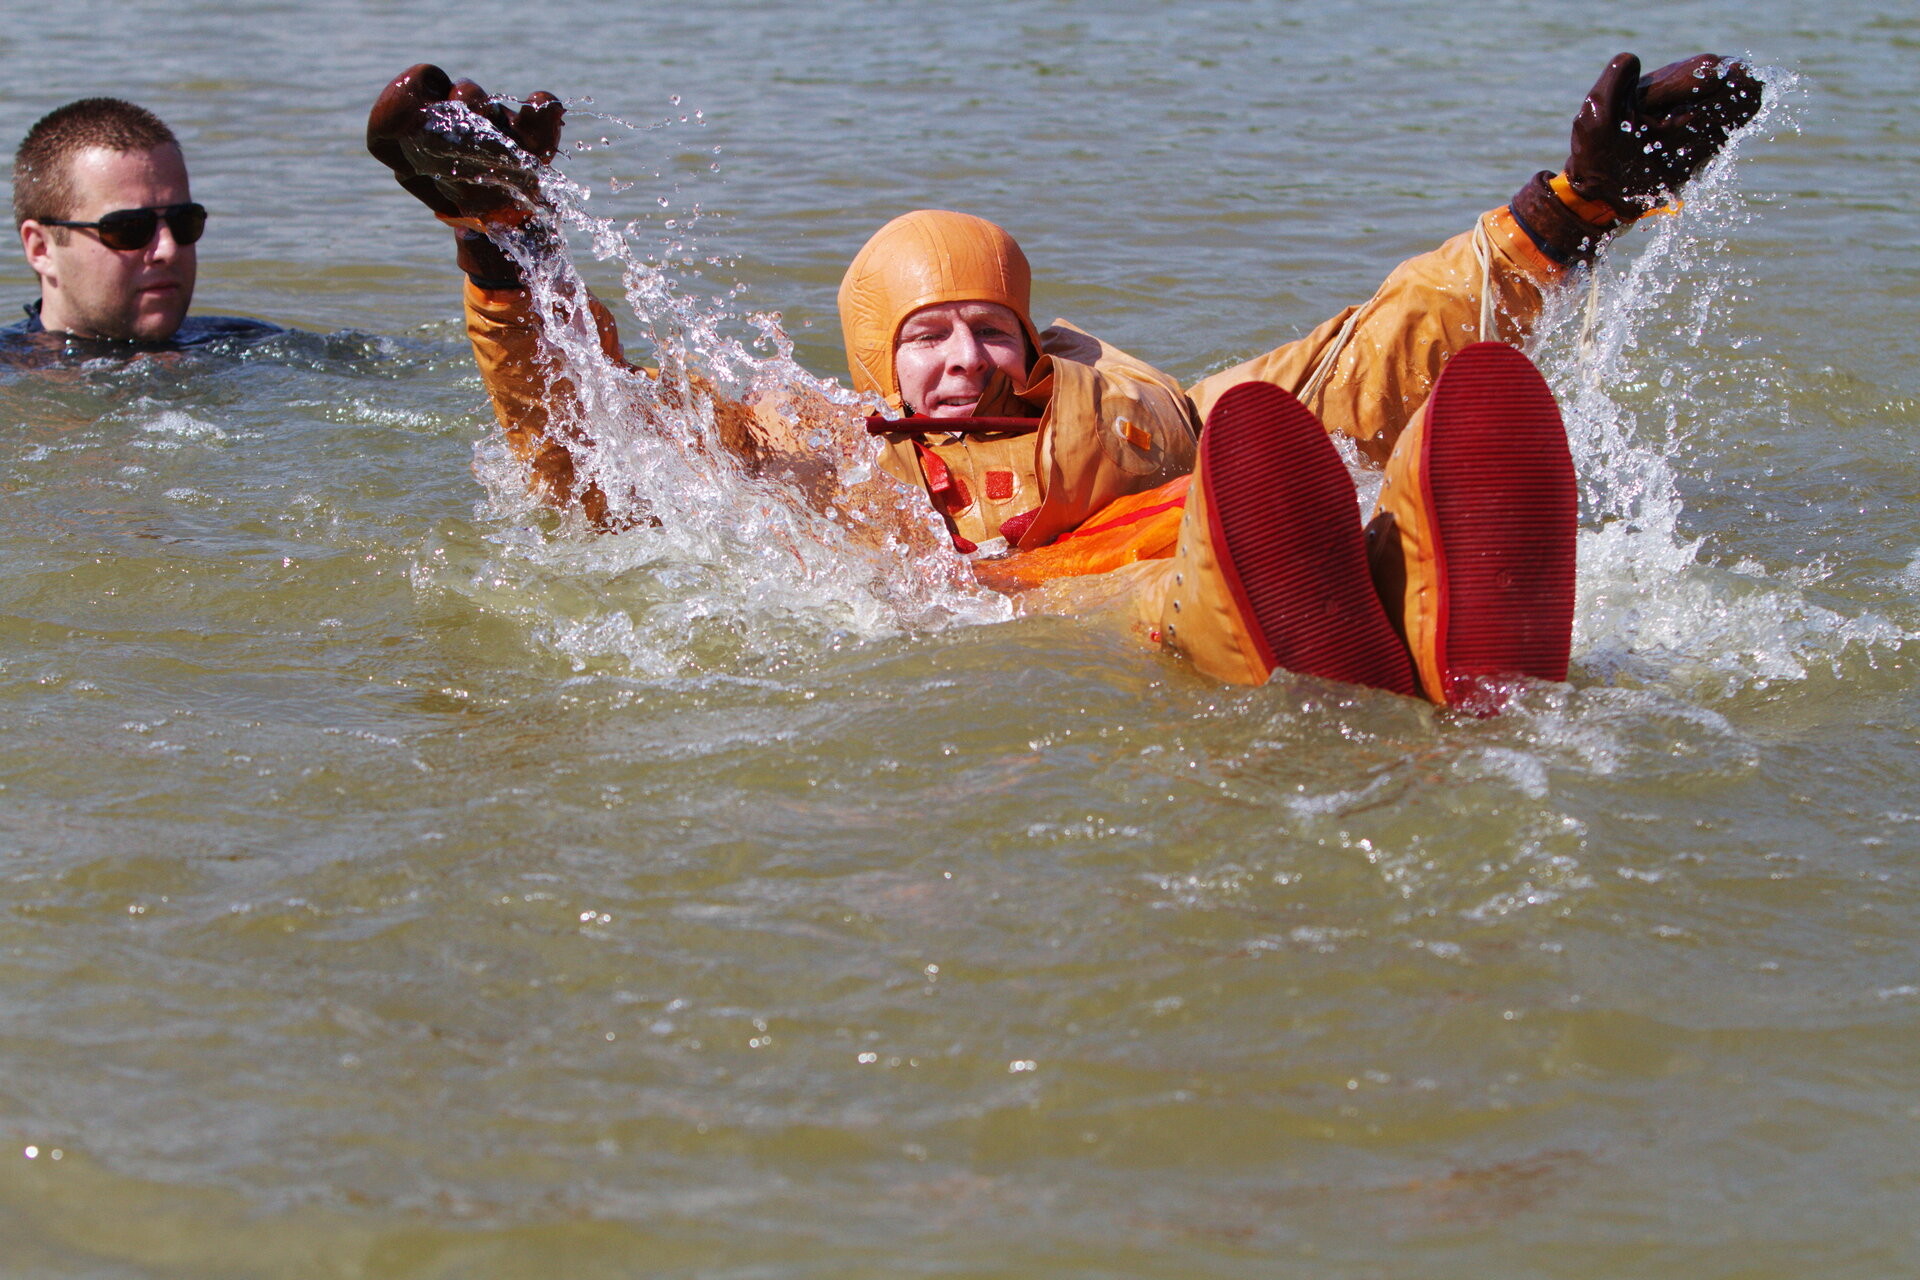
[367,55,1758,708]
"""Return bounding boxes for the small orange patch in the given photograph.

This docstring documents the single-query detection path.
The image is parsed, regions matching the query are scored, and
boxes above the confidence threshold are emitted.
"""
[985,469,1016,502]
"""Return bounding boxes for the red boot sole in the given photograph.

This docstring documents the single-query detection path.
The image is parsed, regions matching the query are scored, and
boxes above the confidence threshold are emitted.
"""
[1421,342,1577,707]
[1203,382,1417,695]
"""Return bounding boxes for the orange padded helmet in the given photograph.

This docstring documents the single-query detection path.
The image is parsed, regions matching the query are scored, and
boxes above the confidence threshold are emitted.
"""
[837,209,1046,412]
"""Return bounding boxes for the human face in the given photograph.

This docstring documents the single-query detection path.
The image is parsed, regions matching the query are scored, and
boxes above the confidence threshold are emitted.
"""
[893,301,1030,418]
[19,145,197,342]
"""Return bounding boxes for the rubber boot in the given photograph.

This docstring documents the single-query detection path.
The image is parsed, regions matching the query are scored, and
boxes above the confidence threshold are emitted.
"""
[1159,382,1416,694]
[1368,341,1576,711]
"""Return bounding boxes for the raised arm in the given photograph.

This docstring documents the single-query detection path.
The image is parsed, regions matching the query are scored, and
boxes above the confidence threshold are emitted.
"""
[367,64,814,526]
[1188,53,1761,463]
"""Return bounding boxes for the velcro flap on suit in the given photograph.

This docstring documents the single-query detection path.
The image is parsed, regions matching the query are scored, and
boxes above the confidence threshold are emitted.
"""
[874,430,1041,546]
[1018,321,1200,549]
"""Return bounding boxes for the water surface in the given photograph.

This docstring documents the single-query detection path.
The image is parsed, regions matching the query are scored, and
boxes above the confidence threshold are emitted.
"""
[3,2,1919,1276]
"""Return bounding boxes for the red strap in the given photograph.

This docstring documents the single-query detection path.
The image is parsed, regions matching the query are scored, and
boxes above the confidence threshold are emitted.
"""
[1055,490,1189,543]
[869,413,1042,437]
[913,443,974,555]
[913,442,971,513]
[999,507,1039,545]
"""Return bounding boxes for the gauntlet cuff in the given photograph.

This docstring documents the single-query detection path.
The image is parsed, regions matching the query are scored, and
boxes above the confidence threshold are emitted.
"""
[1508,170,1618,267]
[453,223,561,291]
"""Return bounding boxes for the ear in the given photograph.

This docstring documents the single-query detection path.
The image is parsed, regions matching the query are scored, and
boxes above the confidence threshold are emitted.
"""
[19,220,57,285]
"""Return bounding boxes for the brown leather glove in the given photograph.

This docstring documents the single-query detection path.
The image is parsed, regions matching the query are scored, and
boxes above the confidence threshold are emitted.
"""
[1567,53,1762,219]
[1512,52,1762,265]
[367,63,566,285]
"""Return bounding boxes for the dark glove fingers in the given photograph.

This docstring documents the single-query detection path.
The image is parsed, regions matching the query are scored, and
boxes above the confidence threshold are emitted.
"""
[1692,66,1763,133]
[408,63,455,101]
[513,93,566,165]
[444,79,513,139]
[1585,53,1643,133]
[366,63,455,178]
[1642,57,1763,136]
[447,79,491,111]
[1636,54,1723,111]
[369,64,560,223]
[444,78,561,173]
[1641,68,1763,192]
[1715,63,1764,125]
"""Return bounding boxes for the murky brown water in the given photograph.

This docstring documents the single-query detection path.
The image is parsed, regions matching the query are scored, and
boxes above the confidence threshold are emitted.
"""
[3,2,1919,1276]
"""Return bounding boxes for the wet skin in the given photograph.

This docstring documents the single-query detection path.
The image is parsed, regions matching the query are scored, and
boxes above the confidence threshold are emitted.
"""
[893,300,1030,418]
[18,145,197,342]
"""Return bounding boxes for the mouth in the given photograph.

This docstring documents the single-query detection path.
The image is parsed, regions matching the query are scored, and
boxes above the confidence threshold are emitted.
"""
[923,392,983,417]
[133,280,186,310]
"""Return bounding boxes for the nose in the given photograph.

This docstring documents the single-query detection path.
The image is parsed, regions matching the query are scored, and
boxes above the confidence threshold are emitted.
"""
[147,223,183,263]
[941,322,989,372]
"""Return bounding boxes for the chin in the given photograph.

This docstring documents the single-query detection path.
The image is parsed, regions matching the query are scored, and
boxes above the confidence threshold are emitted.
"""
[128,304,190,344]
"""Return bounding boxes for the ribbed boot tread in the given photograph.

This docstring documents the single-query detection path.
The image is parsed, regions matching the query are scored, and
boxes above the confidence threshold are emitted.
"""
[1423,343,1577,701]
[1204,384,1416,695]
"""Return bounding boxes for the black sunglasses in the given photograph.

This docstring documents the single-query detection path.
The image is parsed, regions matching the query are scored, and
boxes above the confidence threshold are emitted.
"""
[41,202,207,252]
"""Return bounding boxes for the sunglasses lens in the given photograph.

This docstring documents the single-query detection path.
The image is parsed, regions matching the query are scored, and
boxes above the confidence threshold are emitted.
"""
[93,209,160,251]
[166,204,207,246]
[81,205,206,251]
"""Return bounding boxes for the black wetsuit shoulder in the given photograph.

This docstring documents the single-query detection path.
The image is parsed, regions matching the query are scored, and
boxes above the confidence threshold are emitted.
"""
[0,299,282,364]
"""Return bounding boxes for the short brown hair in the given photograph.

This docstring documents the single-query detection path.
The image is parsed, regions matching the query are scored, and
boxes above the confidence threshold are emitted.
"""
[13,97,179,227]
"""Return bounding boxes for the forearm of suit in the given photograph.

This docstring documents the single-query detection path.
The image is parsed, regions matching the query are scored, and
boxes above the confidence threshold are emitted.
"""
[462,279,822,523]
[462,277,625,521]
[1187,206,1564,464]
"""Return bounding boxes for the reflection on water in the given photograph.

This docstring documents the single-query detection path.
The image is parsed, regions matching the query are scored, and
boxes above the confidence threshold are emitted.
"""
[3,4,1920,1277]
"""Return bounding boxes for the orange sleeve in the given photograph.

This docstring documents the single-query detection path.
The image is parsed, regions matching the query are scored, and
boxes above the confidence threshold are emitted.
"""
[462,279,626,524]
[460,279,812,525]
[1186,206,1565,464]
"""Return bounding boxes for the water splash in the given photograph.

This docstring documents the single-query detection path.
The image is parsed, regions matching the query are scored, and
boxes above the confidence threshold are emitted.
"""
[414,97,1008,678]
[1520,64,1902,696]
[421,70,1894,701]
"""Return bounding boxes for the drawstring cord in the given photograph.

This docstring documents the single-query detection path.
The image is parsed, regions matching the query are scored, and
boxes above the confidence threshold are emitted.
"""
[1298,306,1364,411]
[1579,264,1603,377]
[1471,214,1499,343]
[1304,210,1592,409]
[1301,212,1496,417]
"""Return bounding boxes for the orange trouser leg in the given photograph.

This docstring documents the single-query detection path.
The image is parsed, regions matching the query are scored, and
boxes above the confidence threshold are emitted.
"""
[971,475,1191,593]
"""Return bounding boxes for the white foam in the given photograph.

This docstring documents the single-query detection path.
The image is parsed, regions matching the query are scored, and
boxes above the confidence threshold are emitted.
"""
[407,103,1012,676]
[140,409,227,441]
[425,73,1895,698]
[1516,64,1909,698]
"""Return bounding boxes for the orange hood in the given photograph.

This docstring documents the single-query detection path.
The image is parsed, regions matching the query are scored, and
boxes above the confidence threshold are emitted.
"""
[837,209,1045,412]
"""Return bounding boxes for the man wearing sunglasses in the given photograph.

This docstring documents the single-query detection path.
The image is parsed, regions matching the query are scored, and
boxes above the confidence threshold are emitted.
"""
[7,97,275,351]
